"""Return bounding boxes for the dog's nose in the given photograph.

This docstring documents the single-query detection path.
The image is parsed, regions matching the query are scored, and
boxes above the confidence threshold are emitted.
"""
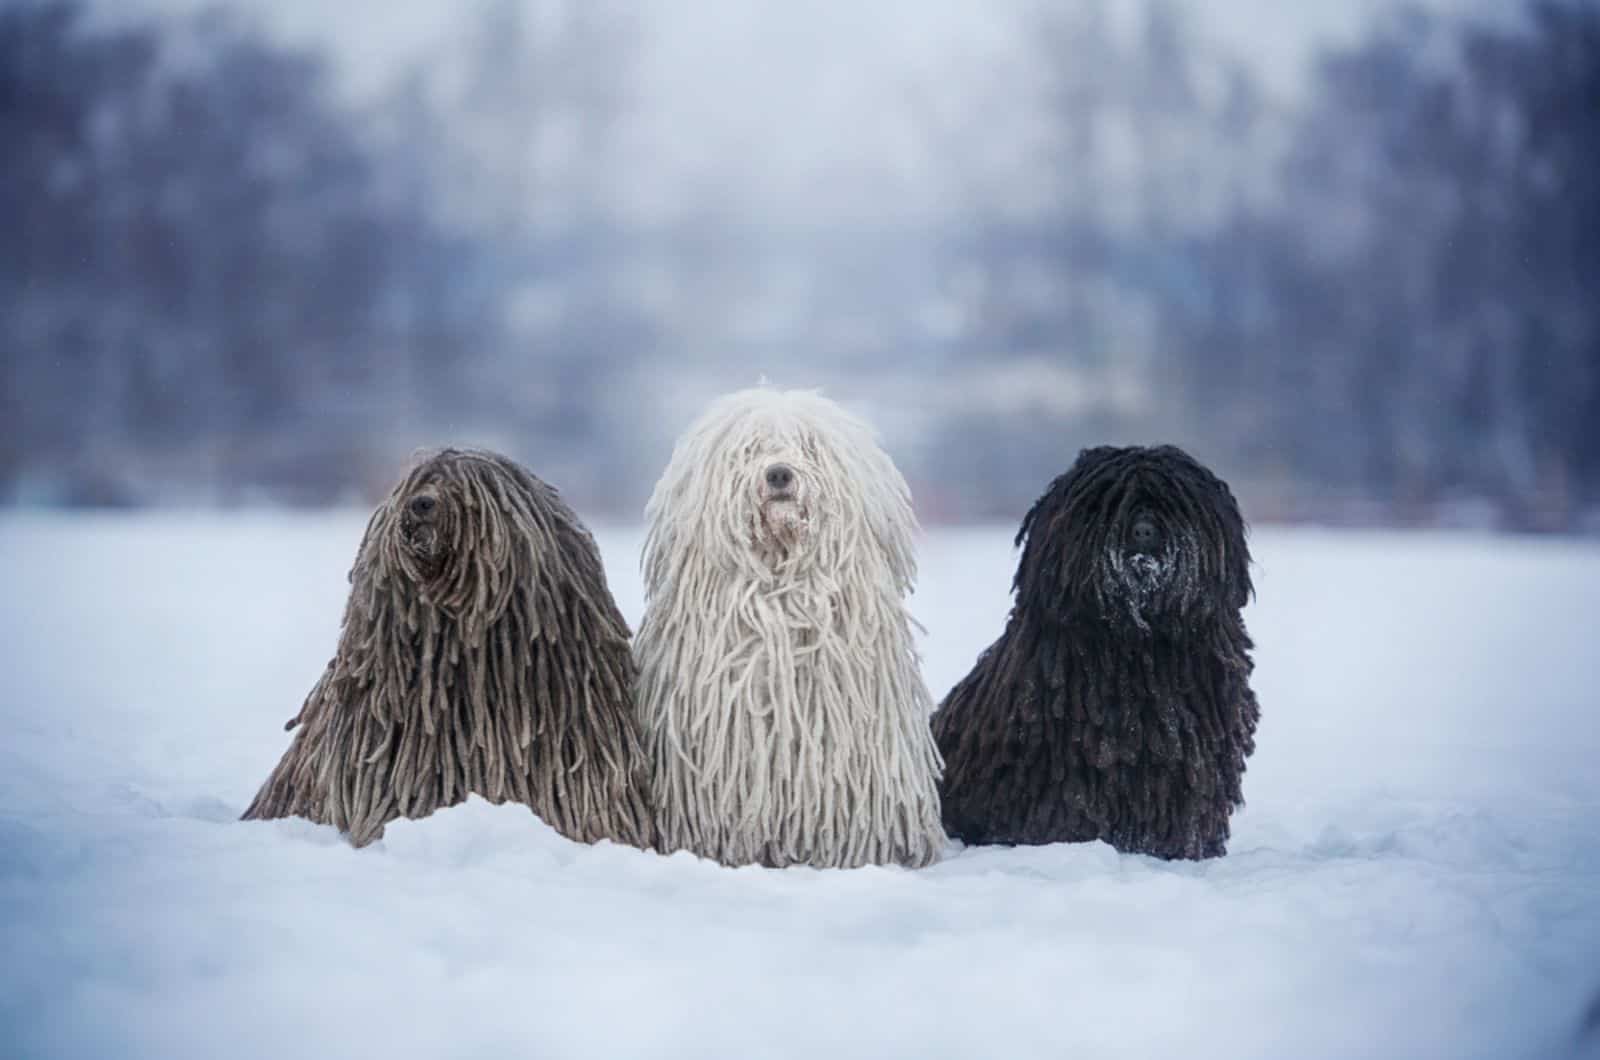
[765,464,795,492]
[409,495,438,518]
[1131,517,1160,553]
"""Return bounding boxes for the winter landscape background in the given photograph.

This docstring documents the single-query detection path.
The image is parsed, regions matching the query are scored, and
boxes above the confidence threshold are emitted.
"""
[4,0,1597,528]
[3,2,1599,1057]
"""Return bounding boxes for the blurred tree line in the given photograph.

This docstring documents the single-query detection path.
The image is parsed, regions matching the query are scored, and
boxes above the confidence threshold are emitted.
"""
[1162,0,1600,530]
[0,0,1595,529]
[0,0,646,507]
[935,0,1597,530]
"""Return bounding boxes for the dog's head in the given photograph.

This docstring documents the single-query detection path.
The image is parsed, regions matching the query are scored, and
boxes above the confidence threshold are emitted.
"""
[361,448,572,623]
[1013,445,1251,633]
[643,387,917,589]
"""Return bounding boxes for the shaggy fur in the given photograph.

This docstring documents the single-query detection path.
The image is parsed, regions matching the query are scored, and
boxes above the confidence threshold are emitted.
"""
[932,445,1259,860]
[242,448,654,850]
[634,387,945,869]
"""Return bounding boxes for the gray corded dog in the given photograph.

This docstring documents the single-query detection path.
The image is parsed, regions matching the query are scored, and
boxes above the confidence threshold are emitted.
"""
[243,448,654,850]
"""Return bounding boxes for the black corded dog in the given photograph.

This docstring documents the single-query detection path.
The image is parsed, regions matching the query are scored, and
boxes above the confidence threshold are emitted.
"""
[932,445,1260,860]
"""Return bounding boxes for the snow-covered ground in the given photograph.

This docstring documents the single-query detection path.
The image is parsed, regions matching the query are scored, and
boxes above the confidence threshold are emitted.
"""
[1,513,1597,1060]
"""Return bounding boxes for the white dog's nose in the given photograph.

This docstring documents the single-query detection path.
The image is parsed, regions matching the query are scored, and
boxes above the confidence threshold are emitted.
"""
[765,464,795,492]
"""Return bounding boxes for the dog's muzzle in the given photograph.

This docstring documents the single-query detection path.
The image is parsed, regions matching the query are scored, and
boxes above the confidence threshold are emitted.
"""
[1130,515,1162,556]
[762,498,806,541]
[757,464,807,546]
[401,493,443,563]
[1102,535,1178,632]
[1125,551,1164,579]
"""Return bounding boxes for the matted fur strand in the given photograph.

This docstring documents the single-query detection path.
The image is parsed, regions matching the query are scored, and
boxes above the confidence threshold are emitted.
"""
[933,445,1260,861]
[634,387,945,868]
[242,448,654,850]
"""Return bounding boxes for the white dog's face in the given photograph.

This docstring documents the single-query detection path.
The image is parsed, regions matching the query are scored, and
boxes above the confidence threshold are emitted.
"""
[641,388,920,595]
[745,434,815,558]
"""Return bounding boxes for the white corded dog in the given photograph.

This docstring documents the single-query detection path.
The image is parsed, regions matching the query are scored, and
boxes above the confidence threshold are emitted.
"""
[634,387,945,868]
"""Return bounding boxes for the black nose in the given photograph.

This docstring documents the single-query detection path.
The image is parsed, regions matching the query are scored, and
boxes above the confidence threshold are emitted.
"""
[408,495,437,517]
[765,464,795,492]
[1131,517,1160,553]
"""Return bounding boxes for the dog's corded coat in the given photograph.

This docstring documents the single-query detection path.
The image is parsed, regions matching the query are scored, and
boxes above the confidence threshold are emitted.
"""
[932,445,1259,860]
[634,388,945,868]
[242,448,654,849]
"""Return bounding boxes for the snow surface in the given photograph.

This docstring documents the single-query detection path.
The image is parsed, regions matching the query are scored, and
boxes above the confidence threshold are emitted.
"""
[1,513,1597,1060]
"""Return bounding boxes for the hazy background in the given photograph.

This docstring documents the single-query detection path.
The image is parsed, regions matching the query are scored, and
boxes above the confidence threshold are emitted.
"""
[3,0,1594,529]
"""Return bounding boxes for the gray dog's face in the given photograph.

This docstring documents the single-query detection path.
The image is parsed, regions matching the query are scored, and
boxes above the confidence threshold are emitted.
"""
[397,478,452,580]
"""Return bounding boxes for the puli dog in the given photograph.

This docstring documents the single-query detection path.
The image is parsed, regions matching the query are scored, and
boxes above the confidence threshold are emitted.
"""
[633,387,946,869]
[932,445,1259,861]
[242,448,654,850]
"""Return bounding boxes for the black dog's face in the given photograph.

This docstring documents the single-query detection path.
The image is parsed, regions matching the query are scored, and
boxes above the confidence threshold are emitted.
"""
[1109,502,1173,624]
[1014,445,1252,633]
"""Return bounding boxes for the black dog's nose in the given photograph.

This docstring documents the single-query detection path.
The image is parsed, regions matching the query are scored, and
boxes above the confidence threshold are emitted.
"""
[765,464,795,492]
[408,495,437,517]
[1131,517,1160,553]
